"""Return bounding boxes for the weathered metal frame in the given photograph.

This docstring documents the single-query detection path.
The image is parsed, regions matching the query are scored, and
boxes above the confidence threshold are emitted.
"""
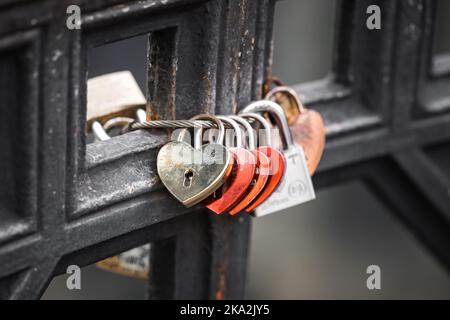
[0,0,448,300]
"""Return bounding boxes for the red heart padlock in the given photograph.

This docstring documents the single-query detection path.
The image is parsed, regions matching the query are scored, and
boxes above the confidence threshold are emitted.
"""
[202,116,256,214]
[237,112,286,213]
[227,115,271,215]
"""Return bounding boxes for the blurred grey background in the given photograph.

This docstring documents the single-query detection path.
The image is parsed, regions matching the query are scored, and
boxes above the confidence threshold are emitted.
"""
[43,0,450,299]
[435,0,450,54]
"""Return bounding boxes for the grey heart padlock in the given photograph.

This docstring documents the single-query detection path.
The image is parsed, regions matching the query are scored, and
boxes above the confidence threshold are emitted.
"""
[157,114,233,207]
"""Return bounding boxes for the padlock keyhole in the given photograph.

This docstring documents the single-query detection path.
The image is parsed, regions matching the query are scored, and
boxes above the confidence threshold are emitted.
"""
[213,184,224,199]
[183,169,194,188]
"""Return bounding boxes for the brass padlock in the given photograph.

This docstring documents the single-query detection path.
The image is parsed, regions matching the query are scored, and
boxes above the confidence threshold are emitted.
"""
[96,244,150,280]
[263,79,325,175]
[265,86,304,126]
[86,71,146,130]
[263,77,303,125]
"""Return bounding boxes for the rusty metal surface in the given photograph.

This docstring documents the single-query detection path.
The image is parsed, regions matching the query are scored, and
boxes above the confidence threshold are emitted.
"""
[0,0,449,299]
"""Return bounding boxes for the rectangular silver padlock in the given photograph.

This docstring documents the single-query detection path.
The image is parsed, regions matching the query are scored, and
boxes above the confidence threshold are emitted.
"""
[240,100,316,217]
[254,144,315,217]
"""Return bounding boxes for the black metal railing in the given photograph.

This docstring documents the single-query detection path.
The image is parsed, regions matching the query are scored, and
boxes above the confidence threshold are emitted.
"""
[0,0,448,299]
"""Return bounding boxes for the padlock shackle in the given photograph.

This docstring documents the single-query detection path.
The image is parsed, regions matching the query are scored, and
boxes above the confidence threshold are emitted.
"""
[227,115,256,150]
[92,116,135,141]
[136,109,147,122]
[190,114,225,149]
[264,86,305,114]
[175,114,225,148]
[216,116,242,148]
[92,121,111,141]
[92,109,146,141]
[240,100,293,149]
[239,112,272,148]
[103,117,135,132]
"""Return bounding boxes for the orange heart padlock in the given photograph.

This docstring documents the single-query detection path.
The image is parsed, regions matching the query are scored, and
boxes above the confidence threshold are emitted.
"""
[202,116,256,214]
[265,85,325,175]
[237,112,286,213]
[227,115,271,215]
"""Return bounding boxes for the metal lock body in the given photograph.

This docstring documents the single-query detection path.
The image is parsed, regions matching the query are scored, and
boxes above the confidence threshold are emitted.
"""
[265,85,325,175]
[227,115,271,215]
[237,113,286,213]
[203,116,256,214]
[265,85,304,126]
[240,100,315,217]
[87,71,146,129]
[157,115,233,207]
[96,244,150,279]
[288,109,325,175]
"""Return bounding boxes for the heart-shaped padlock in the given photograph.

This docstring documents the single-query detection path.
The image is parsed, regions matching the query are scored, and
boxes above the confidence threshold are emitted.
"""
[227,115,271,215]
[265,86,325,175]
[202,116,256,214]
[157,115,233,207]
[237,112,285,213]
[289,109,325,175]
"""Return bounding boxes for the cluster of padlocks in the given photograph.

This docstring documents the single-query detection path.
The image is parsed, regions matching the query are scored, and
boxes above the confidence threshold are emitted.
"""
[88,71,325,276]
[88,72,325,217]
[154,101,315,217]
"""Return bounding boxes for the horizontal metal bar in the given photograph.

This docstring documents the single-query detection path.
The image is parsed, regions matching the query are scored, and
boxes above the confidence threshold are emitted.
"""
[85,130,166,169]
[72,106,450,217]
[0,191,195,278]
[314,97,382,136]
[70,130,167,218]
[81,0,204,27]
[318,111,450,172]
[0,234,41,279]
[291,77,352,106]
[54,215,183,276]
[66,191,191,252]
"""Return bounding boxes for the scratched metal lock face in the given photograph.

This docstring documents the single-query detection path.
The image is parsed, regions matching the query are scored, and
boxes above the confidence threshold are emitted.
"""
[227,115,271,215]
[236,113,285,213]
[202,116,256,214]
[240,100,315,217]
[157,116,233,207]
